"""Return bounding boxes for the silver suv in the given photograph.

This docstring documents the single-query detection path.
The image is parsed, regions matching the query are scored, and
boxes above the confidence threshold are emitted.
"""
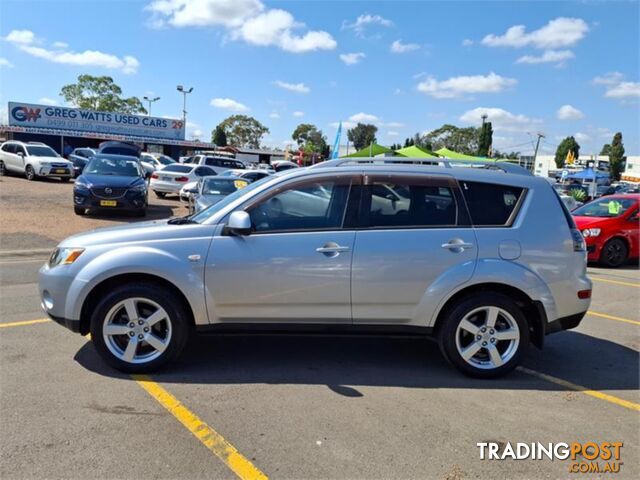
[39,158,592,378]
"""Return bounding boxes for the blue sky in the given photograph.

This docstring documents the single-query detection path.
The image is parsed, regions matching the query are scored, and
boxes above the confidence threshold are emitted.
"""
[1,0,638,156]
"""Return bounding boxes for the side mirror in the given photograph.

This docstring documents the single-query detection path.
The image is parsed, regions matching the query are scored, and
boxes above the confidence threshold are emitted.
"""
[185,187,198,194]
[226,211,252,236]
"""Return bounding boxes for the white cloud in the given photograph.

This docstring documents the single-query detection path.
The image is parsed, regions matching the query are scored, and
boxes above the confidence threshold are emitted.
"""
[4,29,139,73]
[292,111,304,117]
[574,132,590,143]
[342,14,393,36]
[516,49,574,65]
[557,104,584,120]
[390,40,420,54]
[592,72,640,100]
[339,52,365,65]
[274,80,310,94]
[3,29,35,44]
[385,121,404,128]
[462,39,474,46]
[387,131,399,137]
[349,112,379,123]
[146,1,336,53]
[210,97,249,112]
[481,17,589,49]
[38,97,59,105]
[0,57,13,68]
[52,41,68,49]
[459,107,541,132]
[269,112,280,119]
[191,129,204,139]
[417,72,517,99]
[330,120,356,129]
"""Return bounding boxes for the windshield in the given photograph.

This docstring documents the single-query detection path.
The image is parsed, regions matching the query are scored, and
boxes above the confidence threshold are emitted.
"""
[572,198,636,218]
[190,175,272,224]
[162,164,193,173]
[26,145,58,157]
[202,178,248,195]
[156,155,175,165]
[84,157,141,177]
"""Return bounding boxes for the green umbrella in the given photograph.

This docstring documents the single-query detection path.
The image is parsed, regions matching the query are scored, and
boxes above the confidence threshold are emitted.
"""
[395,145,439,158]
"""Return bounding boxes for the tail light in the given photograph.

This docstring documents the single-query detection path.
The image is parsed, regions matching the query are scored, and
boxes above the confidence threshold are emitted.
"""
[571,229,586,252]
[151,173,158,179]
[578,289,592,299]
[175,176,189,182]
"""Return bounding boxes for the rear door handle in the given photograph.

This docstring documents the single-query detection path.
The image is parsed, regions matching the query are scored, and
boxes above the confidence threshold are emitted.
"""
[441,240,474,252]
[316,242,350,257]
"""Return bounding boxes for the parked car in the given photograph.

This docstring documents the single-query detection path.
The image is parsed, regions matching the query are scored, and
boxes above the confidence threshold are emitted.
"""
[73,154,149,217]
[271,160,299,172]
[185,176,250,214]
[150,163,217,198]
[41,159,592,377]
[218,168,273,182]
[68,148,96,177]
[572,194,639,267]
[140,152,176,170]
[0,141,74,181]
[183,154,246,173]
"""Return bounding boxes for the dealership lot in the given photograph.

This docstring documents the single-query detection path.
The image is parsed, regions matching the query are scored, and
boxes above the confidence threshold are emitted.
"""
[1,175,638,479]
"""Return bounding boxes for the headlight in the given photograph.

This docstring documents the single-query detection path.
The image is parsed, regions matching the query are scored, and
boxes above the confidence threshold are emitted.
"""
[49,248,85,267]
[129,183,147,192]
[75,180,90,189]
[40,162,52,167]
[582,228,601,238]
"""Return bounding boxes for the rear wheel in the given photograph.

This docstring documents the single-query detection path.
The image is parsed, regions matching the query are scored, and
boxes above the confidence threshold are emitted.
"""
[599,238,628,268]
[0,160,6,176]
[90,283,191,373]
[155,191,166,198]
[25,165,37,181]
[438,293,529,378]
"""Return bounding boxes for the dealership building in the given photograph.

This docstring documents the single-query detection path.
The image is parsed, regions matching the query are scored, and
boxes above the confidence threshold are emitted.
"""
[1,101,217,158]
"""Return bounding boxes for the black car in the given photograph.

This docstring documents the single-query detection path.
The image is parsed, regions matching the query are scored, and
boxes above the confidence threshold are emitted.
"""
[68,148,96,177]
[73,154,149,216]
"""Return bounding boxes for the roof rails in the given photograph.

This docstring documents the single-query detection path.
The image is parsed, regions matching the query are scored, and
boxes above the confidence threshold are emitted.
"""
[310,157,533,176]
[27,141,47,145]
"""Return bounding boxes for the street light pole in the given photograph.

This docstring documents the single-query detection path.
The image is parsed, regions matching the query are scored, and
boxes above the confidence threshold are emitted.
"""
[176,85,193,127]
[143,96,160,116]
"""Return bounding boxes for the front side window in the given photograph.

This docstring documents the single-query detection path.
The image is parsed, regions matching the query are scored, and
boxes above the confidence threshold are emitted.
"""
[461,181,525,226]
[248,179,351,233]
[364,181,457,228]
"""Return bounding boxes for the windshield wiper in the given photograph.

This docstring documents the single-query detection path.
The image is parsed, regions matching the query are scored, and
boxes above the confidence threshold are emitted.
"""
[168,215,196,225]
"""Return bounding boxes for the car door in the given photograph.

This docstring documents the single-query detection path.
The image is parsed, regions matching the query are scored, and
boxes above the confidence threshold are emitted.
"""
[351,173,478,324]
[204,173,359,324]
[14,144,27,172]
[1,143,17,171]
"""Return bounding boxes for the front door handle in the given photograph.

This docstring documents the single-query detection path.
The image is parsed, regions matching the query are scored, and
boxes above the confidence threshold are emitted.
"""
[316,242,350,257]
[441,239,474,252]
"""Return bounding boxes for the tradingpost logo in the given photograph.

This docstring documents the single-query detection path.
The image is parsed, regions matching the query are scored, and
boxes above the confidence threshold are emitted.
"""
[477,442,623,474]
[11,105,42,122]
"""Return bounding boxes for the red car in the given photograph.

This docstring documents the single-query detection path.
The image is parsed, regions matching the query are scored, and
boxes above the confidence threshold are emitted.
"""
[572,194,639,267]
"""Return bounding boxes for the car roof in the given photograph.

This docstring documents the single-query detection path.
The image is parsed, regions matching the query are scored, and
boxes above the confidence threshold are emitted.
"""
[92,154,140,162]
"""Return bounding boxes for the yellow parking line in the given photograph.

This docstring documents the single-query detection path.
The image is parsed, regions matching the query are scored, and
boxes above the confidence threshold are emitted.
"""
[0,318,50,329]
[517,367,640,412]
[591,277,640,288]
[588,310,640,326]
[133,375,268,480]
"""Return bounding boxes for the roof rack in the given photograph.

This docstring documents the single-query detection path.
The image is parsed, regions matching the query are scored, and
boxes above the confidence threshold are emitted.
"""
[310,157,533,176]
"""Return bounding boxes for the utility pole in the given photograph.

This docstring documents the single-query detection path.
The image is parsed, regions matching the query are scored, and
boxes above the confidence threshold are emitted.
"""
[481,113,487,126]
[143,96,160,116]
[532,132,545,172]
[176,85,193,127]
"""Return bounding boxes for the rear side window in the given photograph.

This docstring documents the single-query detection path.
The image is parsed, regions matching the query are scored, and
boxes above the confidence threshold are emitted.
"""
[2,143,15,153]
[460,181,525,227]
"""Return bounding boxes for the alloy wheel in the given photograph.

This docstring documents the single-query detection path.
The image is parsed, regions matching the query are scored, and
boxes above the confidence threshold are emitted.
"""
[455,306,520,370]
[102,297,173,364]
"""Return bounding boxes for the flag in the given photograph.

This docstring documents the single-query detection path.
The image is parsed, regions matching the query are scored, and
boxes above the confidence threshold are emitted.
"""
[331,121,342,159]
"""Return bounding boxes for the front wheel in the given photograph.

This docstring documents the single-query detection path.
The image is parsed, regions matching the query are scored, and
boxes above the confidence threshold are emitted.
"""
[599,238,628,268]
[90,283,191,373]
[155,191,166,198]
[74,207,86,215]
[0,160,6,176]
[25,165,37,181]
[438,293,529,378]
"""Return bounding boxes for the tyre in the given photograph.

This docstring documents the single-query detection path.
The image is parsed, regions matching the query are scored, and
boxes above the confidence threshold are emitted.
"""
[25,165,37,181]
[599,238,628,268]
[438,292,529,379]
[74,207,86,215]
[0,160,6,176]
[60,177,70,183]
[90,282,191,373]
[155,191,166,198]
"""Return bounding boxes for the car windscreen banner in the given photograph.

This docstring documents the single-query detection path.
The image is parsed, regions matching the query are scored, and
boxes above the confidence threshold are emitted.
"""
[8,102,185,141]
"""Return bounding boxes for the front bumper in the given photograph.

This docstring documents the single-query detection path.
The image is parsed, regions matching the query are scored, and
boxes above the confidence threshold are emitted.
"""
[73,188,147,211]
[47,313,81,333]
[39,263,81,332]
[39,166,73,177]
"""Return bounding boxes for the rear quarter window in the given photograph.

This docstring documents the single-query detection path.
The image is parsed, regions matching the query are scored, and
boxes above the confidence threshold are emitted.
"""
[460,181,526,227]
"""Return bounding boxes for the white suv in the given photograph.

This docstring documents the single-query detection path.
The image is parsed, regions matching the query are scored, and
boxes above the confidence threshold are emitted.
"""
[0,141,74,181]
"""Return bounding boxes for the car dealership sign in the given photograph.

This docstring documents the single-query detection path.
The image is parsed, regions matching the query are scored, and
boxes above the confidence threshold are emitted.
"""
[8,102,185,141]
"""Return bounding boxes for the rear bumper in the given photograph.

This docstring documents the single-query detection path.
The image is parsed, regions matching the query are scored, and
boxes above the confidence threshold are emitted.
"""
[151,181,183,193]
[545,311,586,335]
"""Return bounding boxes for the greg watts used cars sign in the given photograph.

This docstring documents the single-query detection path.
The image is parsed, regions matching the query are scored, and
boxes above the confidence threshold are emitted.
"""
[8,102,185,141]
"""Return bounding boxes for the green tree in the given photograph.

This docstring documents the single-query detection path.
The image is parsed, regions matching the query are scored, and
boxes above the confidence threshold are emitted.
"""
[347,123,378,151]
[608,132,626,181]
[292,123,329,159]
[600,144,611,156]
[212,125,228,146]
[423,124,479,155]
[60,75,146,114]
[215,115,269,148]
[554,136,580,169]
[477,121,493,157]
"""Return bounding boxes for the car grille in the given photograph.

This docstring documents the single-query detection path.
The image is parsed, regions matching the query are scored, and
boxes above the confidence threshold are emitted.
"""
[91,187,127,199]
[51,163,69,168]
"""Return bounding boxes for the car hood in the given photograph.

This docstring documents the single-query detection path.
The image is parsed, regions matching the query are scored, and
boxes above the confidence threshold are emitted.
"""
[39,156,72,165]
[573,216,610,229]
[77,174,145,188]
[59,219,216,248]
